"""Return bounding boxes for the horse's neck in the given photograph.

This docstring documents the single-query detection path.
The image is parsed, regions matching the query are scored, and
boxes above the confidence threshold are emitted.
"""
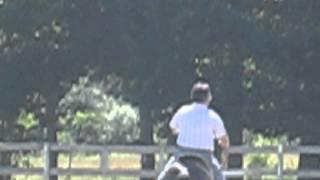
[180,158,213,180]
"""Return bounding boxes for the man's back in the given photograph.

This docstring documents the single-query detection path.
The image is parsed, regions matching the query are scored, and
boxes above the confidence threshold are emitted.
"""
[159,81,229,180]
[170,103,226,152]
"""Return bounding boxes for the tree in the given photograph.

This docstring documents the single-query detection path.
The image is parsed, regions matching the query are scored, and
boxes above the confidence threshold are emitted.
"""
[58,76,140,144]
[1,1,320,180]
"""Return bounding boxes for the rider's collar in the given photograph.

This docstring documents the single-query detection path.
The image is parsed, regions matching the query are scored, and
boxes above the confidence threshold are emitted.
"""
[191,102,208,109]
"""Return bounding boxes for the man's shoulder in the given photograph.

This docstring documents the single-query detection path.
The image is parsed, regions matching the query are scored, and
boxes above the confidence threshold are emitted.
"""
[176,104,193,114]
[208,108,218,116]
[208,109,223,121]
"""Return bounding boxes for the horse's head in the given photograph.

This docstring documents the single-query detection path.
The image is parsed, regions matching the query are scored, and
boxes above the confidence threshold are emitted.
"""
[158,156,213,180]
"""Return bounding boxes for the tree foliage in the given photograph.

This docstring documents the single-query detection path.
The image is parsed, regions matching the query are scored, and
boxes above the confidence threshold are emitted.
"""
[58,76,140,144]
[0,0,319,177]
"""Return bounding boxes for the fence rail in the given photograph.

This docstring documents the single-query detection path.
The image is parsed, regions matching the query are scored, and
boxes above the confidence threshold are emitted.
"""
[0,142,319,179]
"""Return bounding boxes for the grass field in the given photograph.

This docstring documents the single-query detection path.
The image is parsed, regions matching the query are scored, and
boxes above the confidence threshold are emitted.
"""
[13,153,142,180]
[11,152,298,180]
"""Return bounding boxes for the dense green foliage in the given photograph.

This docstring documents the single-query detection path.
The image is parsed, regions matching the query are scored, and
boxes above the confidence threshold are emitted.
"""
[0,1,319,179]
[58,76,140,144]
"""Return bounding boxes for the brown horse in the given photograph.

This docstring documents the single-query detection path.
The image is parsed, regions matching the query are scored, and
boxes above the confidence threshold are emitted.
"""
[157,156,214,180]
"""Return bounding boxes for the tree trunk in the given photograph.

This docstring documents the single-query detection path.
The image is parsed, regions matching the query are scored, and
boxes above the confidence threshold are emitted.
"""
[228,126,243,180]
[0,152,11,180]
[45,100,58,180]
[220,53,244,180]
[0,117,14,180]
[298,154,320,180]
[298,135,320,180]
[139,107,155,180]
[47,122,58,180]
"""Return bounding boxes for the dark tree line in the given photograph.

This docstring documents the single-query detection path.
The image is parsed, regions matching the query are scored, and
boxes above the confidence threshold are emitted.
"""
[0,1,319,180]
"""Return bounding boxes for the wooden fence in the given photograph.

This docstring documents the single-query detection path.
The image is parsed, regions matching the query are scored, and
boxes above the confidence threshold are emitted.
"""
[0,142,320,179]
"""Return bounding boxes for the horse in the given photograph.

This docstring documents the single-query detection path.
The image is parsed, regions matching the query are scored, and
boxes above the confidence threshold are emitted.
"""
[157,156,214,180]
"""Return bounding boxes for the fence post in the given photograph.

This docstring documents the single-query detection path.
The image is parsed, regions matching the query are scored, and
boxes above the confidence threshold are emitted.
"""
[158,144,166,171]
[277,143,284,180]
[43,143,50,180]
[100,150,109,175]
[66,150,73,180]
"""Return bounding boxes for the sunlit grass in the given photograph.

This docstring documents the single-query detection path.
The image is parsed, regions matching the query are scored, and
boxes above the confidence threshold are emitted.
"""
[13,153,142,180]
[13,151,299,180]
[13,176,138,180]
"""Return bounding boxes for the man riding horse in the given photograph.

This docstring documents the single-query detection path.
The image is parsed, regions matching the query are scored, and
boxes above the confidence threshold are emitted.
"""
[158,81,230,180]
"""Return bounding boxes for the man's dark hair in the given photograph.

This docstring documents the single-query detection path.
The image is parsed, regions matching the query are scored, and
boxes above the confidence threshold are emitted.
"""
[190,81,211,103]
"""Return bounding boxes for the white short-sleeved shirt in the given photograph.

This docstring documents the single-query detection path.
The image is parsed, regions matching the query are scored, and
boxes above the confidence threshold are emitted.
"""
[170,103,227,152]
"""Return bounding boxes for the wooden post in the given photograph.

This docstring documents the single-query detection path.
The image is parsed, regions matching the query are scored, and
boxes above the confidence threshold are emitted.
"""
[277,144,284,180]
[158,144,165,171]
[100,150,108,175]
[43,143,50,180]
[66,151,73,180]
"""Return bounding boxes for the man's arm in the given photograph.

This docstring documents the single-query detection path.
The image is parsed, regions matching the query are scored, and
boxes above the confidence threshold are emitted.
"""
[210,110,229,169]
[217,135,230,169]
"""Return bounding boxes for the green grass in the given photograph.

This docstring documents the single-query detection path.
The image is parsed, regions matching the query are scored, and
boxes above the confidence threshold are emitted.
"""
[13,153,144,180]
[13,176,138,180]
[12,152,299,180]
